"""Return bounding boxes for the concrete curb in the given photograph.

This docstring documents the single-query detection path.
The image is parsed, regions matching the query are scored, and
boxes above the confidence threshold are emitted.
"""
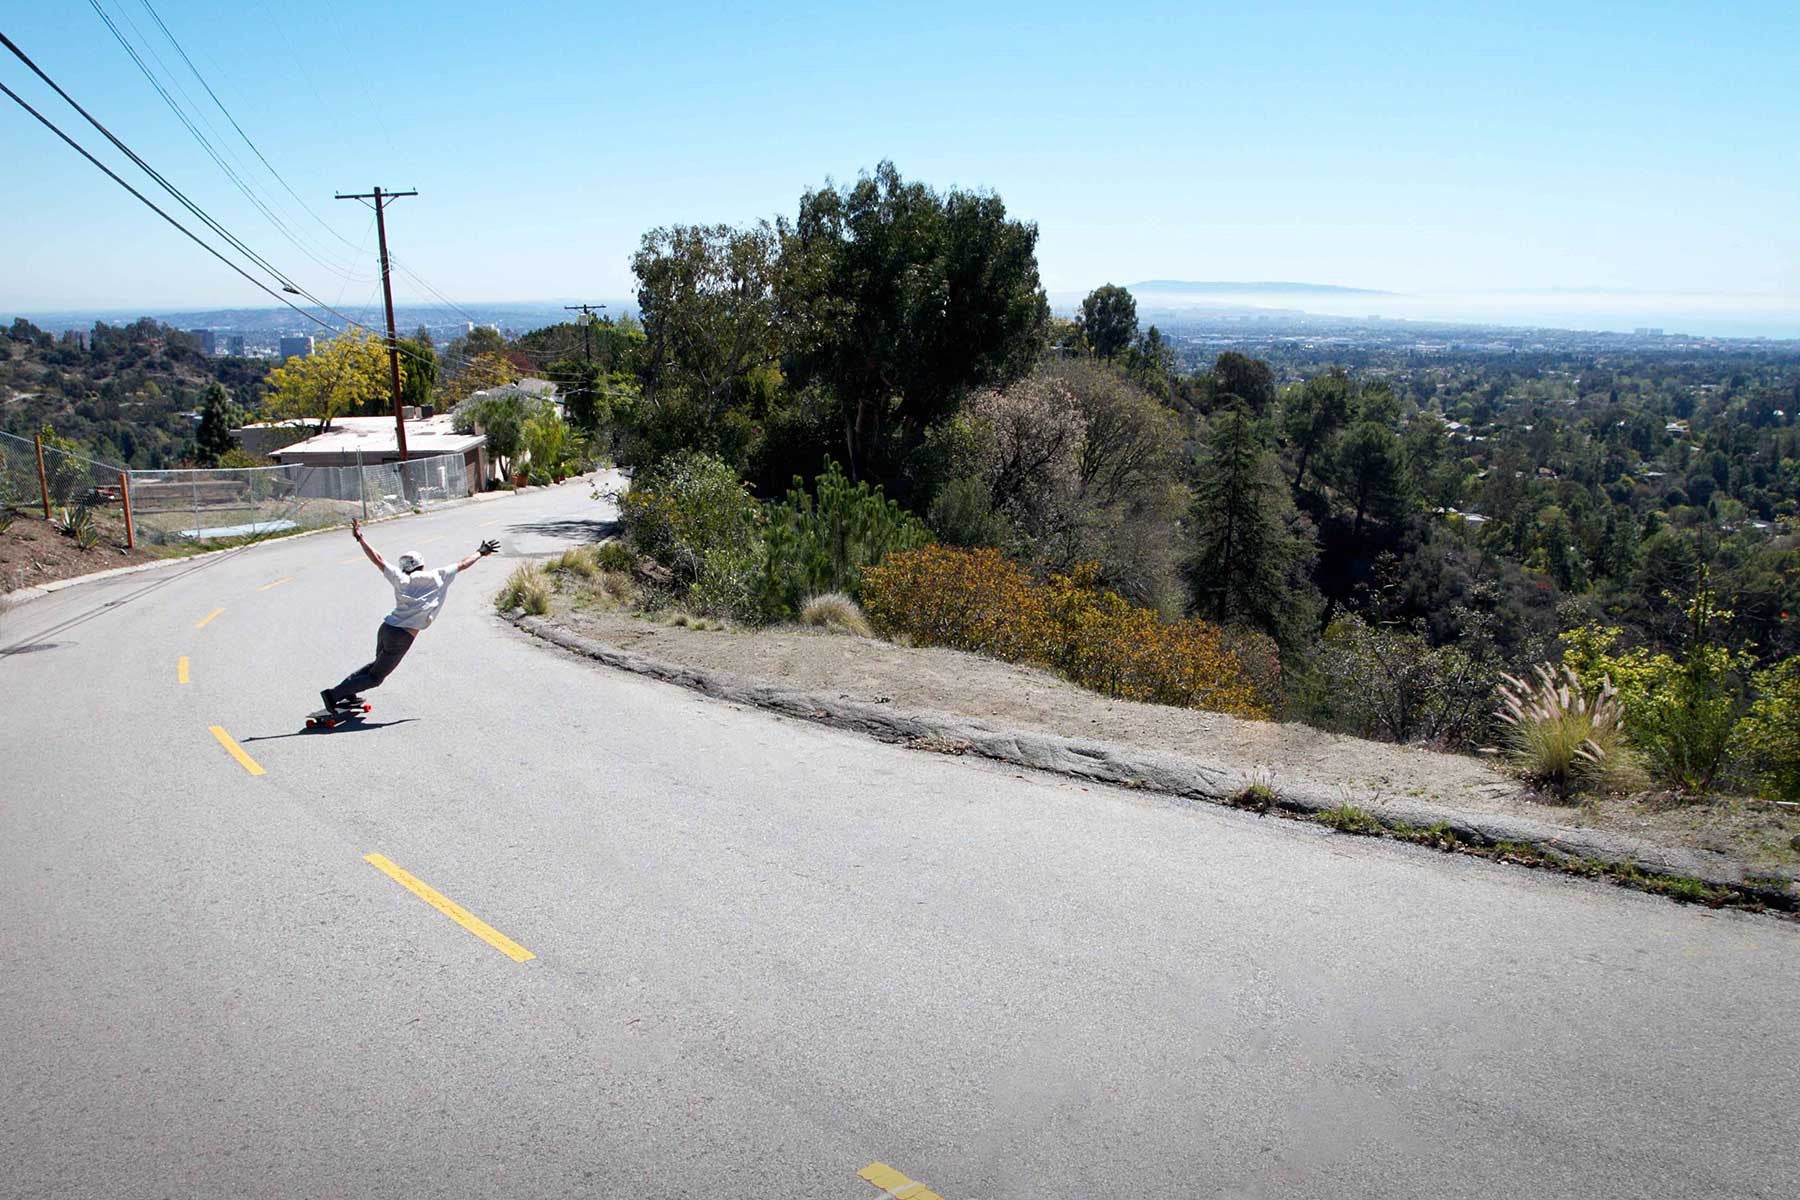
[507,611,1799,907]
[0,474,605,615]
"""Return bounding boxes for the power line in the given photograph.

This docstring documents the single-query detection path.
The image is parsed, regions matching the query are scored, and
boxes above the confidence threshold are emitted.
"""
[5,35,519,386]
[0,77,335,334]
[86,0,371,284]
[28,17,298,291]
[0,96,432,382]
[133,0,372,262]
[0,32,438,375]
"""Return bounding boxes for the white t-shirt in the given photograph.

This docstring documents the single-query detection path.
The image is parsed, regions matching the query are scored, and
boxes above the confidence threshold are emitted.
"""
[382,562,460,630]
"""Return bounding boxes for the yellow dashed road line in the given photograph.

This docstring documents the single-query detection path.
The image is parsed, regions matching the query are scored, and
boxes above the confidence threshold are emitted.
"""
[338,556,363,565]
[208,726,264,776]
[196,608,225,628]
[417,536,445,545]
[478,519,499,527]
[257,576,294,591]
[858,1163,945,1200]
[363,853,536,962]
[177,656,189,684]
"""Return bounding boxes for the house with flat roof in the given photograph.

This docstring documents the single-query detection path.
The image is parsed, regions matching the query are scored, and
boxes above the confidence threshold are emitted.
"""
[236,413,490,493]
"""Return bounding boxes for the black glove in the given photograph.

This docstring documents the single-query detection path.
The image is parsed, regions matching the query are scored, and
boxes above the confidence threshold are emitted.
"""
[478,539,500,556]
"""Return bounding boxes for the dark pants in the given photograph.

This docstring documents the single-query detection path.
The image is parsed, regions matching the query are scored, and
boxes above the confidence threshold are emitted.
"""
[328,622,417,704]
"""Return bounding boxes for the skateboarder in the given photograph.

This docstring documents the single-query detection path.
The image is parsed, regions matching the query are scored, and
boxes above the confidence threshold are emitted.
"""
[321,518,500,712]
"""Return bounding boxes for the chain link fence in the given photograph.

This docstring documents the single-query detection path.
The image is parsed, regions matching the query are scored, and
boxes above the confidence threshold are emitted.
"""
[3,428,471,548]
[126,452,471,545]
[0,429,136,550]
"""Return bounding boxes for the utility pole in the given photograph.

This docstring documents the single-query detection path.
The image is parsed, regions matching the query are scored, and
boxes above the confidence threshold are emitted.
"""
[563,302,606,363]
[336,186,417,460]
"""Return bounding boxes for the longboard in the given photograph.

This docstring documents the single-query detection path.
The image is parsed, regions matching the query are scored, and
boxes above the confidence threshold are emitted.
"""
[305,702,372,729]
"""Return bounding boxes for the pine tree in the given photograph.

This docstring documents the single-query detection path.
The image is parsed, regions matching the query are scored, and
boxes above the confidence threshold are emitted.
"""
[194,382,238,466]
[1596,506,1642,583]
[1187,404,1303,644]
[1333,420,1412,537]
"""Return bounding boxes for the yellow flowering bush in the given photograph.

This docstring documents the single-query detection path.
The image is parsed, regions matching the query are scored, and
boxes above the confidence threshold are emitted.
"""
[862,546,1266,717]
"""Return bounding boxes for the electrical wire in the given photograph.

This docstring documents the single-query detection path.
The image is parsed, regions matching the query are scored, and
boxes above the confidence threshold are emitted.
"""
[6,31,554,384]
[133,0,372,261]
[0,77,340,336]
[0,33,438,376]
[87,0,372,284]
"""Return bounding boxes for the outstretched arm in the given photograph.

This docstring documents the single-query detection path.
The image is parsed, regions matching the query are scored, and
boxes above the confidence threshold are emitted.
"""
[456,538,501,572]
[351,518,386,571]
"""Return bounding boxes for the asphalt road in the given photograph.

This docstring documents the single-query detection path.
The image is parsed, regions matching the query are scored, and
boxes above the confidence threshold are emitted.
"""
[3,475,1797,1200]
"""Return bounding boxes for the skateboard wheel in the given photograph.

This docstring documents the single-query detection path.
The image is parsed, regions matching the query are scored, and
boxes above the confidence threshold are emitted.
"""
[305,718,316,728]
[361,704,371,712]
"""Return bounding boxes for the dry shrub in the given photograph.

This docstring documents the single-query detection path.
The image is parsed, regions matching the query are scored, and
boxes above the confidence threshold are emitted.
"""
[1495,663,1628,799]
[1219,626,1283,714]
[578,569,636,611]
[594,540,637,573]
[799,592,874,637]
[862,545,1042,661]
[494,563,552,616]
[862,546,1265,717]
[547,544,600,579]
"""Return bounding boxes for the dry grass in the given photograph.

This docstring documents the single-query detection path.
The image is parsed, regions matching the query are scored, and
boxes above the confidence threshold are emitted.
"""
[546,544,601,579]
[798,591,874,638]
[576,568,636,611]
[594,540,637,573]
[665,610,726,631]
[494,563,553,615]
[1496,663,1630,799]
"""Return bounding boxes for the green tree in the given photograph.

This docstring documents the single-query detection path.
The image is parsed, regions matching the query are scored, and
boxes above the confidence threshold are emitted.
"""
[1333,420,1412,537]
[441,352,516,404]
[396,337,437,412]
[558,360,604,433]
[777,161,1047,480]
[1210,352,1276,417]
[634,222,782,411]
[1595,506,1642,582]
[193,382,239,466]
[1122,325,1175,398]
[446,325,507,365]
[1187,404,1304,644]
[1078,284,1138,359]
[1282,369,1354,490]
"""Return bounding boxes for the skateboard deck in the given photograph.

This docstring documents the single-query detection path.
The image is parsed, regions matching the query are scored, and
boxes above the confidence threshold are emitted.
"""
[305,702,372,729]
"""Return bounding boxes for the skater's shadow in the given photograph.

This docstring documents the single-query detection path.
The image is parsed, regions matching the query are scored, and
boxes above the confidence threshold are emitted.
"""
[241,718,421,743]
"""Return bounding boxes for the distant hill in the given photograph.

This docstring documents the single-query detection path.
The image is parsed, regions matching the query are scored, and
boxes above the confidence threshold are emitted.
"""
[1,317,267,468]
[1128,280,1392,296]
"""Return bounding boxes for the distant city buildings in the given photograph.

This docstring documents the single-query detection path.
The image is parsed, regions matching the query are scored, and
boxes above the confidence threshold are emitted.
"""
[188,329,216,355]
[1634,327,1665,337]
[277,335,315,361]
[226,334,246,357]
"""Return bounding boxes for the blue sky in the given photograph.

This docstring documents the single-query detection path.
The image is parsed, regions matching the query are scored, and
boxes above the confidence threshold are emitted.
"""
[2,0,1796,330]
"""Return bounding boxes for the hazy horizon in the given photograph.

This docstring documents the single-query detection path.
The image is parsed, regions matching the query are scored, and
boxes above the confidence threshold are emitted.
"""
[2,1,1795,332]
[11,282,1799,342]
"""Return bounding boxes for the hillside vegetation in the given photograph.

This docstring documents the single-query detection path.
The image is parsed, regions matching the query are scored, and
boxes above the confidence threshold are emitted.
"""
[1,317,267,467]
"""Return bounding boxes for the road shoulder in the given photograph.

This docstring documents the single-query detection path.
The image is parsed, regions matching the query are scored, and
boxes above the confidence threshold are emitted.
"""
[504,605,1800,914]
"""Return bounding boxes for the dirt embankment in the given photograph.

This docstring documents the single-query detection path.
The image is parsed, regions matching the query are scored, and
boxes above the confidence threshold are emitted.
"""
[0,508,162,593]
[542,598,1800,875]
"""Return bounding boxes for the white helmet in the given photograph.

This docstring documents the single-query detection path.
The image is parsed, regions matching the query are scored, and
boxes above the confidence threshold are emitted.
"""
[397,551,425,574]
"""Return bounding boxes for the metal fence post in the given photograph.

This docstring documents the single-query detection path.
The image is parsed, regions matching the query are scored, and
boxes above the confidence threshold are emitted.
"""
[34,433,51,517]
[118,470,135,549]
[192,474,200,539]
